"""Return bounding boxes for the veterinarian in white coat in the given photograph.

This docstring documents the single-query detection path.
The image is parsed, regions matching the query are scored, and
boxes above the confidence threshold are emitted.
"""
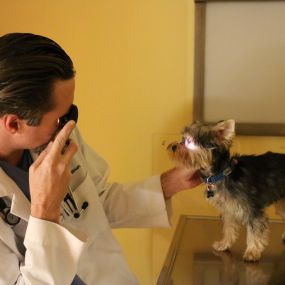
[0,33,201,285]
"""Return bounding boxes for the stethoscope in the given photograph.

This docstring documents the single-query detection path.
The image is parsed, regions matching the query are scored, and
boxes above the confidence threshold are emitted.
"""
[0,185,89,226]
[0,189,89,226]
[0,198,21,226]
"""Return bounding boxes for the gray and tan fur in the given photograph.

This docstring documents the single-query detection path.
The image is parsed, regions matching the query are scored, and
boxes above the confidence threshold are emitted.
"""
[168,120,285,262]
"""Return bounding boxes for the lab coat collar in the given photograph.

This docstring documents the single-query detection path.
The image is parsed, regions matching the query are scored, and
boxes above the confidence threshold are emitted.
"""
[0,168,31,222]
[29,150,39,162]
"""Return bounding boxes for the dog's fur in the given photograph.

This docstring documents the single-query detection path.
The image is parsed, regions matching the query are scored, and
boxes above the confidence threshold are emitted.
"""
[168,119,285,262]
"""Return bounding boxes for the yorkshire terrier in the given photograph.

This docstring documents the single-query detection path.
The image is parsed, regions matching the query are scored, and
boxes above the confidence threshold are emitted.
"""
[168,119,285,262]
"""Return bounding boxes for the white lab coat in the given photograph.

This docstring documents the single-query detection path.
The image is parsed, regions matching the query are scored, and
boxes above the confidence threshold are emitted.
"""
[0,128,171,285]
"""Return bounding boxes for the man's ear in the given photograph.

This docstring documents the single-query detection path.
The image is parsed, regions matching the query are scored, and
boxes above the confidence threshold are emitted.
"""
[212,119,235,143]
[2,114,21,134]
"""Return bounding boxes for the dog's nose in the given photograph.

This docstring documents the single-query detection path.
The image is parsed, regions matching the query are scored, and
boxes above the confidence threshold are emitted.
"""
[171,144,177,152]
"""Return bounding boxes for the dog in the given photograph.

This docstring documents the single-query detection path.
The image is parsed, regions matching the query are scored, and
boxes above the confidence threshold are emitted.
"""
[167,119,285,262]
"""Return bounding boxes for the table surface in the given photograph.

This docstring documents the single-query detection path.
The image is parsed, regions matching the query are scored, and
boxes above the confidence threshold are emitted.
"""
[157,215,285,285]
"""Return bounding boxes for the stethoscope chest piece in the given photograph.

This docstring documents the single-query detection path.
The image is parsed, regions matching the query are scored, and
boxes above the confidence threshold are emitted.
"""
[0,199,21,226]
[3,208,21,226]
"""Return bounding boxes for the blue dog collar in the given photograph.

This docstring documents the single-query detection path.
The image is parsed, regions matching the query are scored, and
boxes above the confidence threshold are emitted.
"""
[203,159,236,184]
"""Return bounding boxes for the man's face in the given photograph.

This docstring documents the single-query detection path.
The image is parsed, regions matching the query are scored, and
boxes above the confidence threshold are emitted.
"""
[19,77,75,153]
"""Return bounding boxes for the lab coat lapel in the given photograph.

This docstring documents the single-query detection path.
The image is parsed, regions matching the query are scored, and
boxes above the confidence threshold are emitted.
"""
[0,215,23,260]
[0,168,30,222]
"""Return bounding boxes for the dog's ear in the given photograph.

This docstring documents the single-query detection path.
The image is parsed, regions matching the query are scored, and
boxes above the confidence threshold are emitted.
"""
[212,119,235,143]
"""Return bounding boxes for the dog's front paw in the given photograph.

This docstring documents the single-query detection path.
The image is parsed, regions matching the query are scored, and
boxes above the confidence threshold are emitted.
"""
[212,240,230,251]
[243,249,261,262]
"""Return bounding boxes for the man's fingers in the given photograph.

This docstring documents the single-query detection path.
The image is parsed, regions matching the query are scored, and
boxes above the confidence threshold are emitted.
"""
[31,142,52,168]
[62,139,78,165]
[33,121,77,173]
[49,120,76,158]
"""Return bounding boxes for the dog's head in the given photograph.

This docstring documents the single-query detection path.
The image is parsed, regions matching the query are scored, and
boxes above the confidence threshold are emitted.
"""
[167,119,235,170]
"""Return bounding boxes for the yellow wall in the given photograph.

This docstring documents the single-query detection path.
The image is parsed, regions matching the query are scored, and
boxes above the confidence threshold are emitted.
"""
[2,1,285,285]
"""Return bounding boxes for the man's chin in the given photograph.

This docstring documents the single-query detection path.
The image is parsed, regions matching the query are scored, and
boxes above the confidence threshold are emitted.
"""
[31,130,59,154]
[31,143,49,154]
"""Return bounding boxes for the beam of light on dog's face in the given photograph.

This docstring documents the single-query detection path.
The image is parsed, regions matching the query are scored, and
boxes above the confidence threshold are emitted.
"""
[184,137,197,150]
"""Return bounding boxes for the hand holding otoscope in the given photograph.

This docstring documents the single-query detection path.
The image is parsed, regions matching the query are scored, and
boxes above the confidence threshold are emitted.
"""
[29,105,78,223]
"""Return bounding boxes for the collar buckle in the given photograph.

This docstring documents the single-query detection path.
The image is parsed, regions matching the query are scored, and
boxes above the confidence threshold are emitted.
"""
[203,159,237,185]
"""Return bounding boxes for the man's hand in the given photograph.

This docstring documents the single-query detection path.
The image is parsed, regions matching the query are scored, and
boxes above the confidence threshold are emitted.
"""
[29,121,78,223]
[160,167,202,200]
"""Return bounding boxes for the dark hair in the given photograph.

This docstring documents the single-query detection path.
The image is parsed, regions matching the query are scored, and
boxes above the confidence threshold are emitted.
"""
[0,33,75,125]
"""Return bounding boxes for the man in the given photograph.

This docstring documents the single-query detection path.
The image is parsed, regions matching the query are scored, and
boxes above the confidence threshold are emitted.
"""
[0,33,201,284]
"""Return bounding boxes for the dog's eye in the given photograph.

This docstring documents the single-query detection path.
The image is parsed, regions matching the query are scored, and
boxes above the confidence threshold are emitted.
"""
[185,137,197,150]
